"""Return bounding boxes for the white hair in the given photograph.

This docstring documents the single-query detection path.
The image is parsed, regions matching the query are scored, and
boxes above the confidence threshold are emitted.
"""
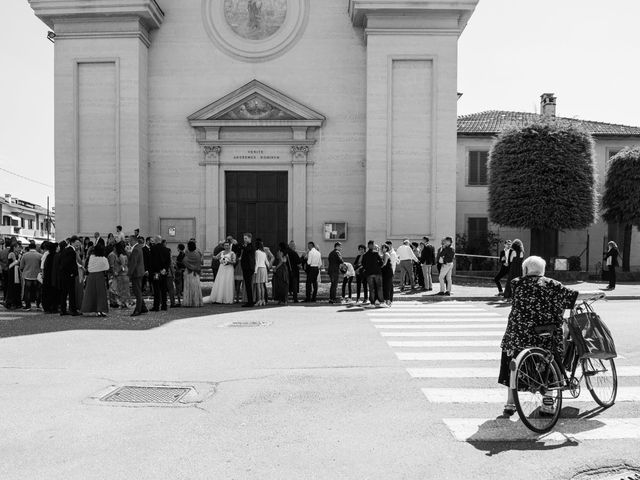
[522,256,546,276]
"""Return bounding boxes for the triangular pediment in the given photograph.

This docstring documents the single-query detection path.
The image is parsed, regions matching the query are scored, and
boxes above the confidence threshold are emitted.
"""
[188,80,325,126]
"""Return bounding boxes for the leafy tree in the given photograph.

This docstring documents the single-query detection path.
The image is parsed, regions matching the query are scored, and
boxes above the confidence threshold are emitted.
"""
[601,147,640,271]
[488,121,597,259]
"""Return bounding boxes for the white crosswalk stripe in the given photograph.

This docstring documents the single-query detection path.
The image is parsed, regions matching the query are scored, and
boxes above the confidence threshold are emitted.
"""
[367,302,640,443]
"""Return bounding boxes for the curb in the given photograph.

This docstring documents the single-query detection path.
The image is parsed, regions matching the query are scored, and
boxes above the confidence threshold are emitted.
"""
[392,295,640,302]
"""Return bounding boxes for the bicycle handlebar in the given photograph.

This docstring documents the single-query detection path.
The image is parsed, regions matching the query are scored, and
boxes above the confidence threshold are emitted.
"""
[576,291,606,302]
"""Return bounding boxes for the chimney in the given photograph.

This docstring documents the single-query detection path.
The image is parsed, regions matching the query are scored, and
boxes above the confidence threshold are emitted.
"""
[540,93,556,117]
[4,194,11,203]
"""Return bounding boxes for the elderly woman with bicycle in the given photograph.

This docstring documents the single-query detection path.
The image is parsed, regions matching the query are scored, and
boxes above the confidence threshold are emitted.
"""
[499,256,579,416]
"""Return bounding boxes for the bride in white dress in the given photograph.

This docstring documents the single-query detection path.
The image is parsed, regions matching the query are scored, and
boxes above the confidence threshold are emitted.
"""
[205,242,237,304]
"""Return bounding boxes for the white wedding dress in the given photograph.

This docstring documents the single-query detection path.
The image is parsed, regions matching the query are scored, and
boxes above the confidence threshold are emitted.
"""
[205,252,236,304]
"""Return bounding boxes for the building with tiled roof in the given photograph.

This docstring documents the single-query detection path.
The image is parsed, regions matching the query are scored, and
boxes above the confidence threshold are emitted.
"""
[456,93,640,272]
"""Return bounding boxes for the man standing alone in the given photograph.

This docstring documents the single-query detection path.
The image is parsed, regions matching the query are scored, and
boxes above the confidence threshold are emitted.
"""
[327,242,343,304]
[420,237,436,291]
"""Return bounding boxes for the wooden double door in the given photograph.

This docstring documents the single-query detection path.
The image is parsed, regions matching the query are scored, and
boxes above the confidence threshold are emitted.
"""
[225,171,288,252]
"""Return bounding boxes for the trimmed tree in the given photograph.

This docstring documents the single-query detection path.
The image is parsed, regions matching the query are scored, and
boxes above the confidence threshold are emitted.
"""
[488,121,597,260]
[601,147,640,271]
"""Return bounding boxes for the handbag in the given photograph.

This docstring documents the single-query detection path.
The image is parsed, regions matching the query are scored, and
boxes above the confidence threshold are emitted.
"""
[566,303,617,360]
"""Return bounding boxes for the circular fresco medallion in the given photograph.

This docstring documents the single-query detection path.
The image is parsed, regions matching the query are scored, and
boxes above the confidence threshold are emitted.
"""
[223,0,287,41]
[203,0,309,62]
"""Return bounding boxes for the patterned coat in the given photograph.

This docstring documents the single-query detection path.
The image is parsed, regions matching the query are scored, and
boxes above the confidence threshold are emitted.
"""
[500,275,578,357]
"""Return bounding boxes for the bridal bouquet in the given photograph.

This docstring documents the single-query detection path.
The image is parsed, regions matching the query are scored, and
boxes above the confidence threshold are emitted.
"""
[221,257,230,266]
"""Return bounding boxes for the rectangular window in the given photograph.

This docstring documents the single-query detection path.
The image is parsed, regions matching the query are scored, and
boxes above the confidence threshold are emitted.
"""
[468,151,489,186]
[468,217,489,244]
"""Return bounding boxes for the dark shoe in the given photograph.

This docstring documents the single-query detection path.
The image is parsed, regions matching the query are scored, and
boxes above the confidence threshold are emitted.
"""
[150,308,159,312]
[503,404,516,416]
[444,292,451,296]
[130,312,141,317]
[435,292,445,296]
[241,303,254,308]
[70,311,82,316]
[60,312,69,316]
[141,309,149,314]
[161,306,167,311]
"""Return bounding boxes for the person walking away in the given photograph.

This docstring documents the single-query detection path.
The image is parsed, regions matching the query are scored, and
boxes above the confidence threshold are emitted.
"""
[81,243,110,316]
[396,239,418,291]
[128,236,147,316]
[5,242,23,309]
[304,242,322,303]
[353,245,368,304]
[253,239,269,306]
[412,242,424,289]
[272,245,290,305]
[19,242,42,311]
[436,237,455,296]
[380,244,394,306]
[182,240,203,307]
[42,241,59,313]
[420,236,436,291]
[240,233,256,307]
[206,240,236,304]
[493,240,512,296]
[362,241,384,308]
[59,236,82,316]
[503,239,525,300]
[149,236,170,311]
[287,241,301,302]
[604,241,619,290]
[327,242,344,304]
[341,261,355,302]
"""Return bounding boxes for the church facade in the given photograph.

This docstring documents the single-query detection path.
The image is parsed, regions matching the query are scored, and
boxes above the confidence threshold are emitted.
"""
[29,0,478,252]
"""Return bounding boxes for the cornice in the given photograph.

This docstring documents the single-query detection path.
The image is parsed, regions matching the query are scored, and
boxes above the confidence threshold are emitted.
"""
[28,0,164,30]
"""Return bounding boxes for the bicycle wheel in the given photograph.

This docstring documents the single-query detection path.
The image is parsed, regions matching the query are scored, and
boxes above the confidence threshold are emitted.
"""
[512,349,564,433]
[583,357,617,408]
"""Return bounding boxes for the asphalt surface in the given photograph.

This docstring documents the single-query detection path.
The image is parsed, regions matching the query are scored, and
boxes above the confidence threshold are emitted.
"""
[0,299,638,479]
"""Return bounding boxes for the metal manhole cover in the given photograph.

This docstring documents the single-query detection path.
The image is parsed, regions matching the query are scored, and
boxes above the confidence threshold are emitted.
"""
[100,386,191,404]
[227,321,271,328]
[572,466,640,480]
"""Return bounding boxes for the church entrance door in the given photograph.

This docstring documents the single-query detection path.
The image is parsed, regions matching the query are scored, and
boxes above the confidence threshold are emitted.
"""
[225,171,288,252]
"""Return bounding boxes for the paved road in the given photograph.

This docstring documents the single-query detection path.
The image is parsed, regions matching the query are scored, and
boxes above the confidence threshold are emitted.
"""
[0,300,638,479]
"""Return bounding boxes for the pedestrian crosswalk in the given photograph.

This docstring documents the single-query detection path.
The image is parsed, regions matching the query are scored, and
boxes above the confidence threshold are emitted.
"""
[367,301,640,444]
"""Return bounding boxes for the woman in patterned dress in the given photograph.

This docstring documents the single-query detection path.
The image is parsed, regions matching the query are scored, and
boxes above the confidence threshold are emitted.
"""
[182,240,203,308]
[499,256,579,416]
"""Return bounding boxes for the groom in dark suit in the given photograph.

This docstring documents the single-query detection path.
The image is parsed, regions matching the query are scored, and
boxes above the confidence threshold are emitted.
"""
[240,233,255,307]
[128,236,148,316]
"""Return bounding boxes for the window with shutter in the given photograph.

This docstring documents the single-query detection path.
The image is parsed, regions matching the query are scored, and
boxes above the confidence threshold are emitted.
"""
[468,151,489,186]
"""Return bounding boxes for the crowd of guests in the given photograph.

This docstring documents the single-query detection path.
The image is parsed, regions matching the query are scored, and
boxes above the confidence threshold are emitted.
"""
[0,228,459,314]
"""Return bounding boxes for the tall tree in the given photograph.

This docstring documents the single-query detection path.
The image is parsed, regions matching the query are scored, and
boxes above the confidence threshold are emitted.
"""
[601,147,640,271]
[488,121,597,260]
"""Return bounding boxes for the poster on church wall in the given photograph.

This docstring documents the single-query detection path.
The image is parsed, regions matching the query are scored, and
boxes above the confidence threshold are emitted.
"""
[323,222,347,241]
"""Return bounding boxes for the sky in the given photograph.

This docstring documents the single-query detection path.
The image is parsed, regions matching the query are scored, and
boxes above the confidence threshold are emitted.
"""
[2,0,640,209]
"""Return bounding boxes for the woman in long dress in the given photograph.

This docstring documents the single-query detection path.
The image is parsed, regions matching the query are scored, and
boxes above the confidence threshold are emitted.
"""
[205,240,236,304]
[503,238,525,300]
[182,240,203,308]
[81,243,110,316]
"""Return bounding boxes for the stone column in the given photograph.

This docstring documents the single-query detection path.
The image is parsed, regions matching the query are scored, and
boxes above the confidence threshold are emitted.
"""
[202,146,222,249]
[291,145,310,247]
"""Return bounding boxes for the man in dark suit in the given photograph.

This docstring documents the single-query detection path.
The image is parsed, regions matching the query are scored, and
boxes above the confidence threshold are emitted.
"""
[59,235,81,316]
[128,236,147,316]
[142,237,151,294]
[327,242,344,304]
[287,241,301,303]
[240,233,255,307]
[420,236,436,291]
[149,236,171,311]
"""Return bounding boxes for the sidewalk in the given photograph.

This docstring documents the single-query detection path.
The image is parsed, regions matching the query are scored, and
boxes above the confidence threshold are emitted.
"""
[393,279,640,302]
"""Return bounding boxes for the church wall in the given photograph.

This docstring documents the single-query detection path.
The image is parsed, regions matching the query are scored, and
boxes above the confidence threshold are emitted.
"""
[146,1,367,253]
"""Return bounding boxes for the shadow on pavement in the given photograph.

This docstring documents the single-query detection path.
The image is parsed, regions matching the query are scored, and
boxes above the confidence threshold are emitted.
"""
[466,406,608,456]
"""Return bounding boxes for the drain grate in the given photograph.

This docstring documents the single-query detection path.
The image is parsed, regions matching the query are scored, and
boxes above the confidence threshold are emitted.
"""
[572,466,640,480]
[100,386,191,404]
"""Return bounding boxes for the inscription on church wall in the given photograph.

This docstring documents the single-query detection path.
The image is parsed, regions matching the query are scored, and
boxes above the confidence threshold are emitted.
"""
[225,146,290,163]
[233,149,282,160]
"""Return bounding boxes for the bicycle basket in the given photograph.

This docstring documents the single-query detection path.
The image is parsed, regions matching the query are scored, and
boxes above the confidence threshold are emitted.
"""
[566,303,617,360]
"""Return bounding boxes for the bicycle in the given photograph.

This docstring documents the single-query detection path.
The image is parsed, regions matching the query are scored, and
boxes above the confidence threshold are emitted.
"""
[509,291,618,433]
